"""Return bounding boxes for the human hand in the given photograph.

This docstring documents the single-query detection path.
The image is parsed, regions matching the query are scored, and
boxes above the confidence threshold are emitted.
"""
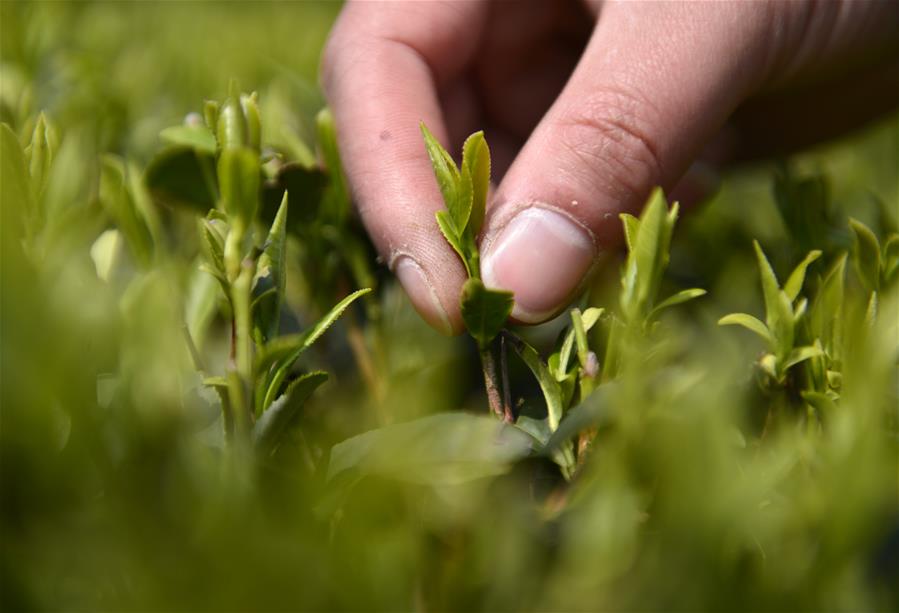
[322,0,897,333]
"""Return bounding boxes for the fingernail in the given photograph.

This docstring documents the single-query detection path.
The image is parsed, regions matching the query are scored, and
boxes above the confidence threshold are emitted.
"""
[481,207,595,323]
[394,256,453,335]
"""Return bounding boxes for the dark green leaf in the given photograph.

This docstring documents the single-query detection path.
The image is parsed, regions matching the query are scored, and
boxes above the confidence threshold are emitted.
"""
[460,278,513,348]
[254,371,328,455]
[145,145,217,212]
[253,191,288,342]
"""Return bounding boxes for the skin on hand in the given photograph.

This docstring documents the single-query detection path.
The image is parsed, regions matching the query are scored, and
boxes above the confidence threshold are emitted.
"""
[321,0,899,333]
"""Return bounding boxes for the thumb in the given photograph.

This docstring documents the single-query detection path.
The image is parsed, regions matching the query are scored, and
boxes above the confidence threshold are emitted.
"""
[480,1,771,323]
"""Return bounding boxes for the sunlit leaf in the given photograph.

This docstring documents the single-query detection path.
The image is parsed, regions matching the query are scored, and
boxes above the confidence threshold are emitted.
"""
[718,313,772,346]
[784,250,821,302]
[461,130,490,236]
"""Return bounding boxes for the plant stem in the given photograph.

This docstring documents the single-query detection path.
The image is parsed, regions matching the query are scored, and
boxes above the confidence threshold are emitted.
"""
[480,338,512,423]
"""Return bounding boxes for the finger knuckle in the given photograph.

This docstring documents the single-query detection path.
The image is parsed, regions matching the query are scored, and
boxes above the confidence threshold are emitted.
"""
[556,86,665,209]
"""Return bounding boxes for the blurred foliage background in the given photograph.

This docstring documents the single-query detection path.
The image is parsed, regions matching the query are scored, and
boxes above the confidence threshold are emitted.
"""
[1,1,897,611]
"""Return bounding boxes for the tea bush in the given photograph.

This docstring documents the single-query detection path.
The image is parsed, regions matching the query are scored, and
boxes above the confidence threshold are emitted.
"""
[1,2,897,611]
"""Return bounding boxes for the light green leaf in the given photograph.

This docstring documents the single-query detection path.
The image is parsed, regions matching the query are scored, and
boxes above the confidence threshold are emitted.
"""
[753,241,793,359]
[649,288,706,320]
[462,130,490,236]
[199,215,226,277]
[160,124,217,154]
[253,191,288,342]
[253,371,328,455]
[1,123,35,239]
[621,188,671,321]
[327,413,533,485]
[784,250,822,302]
[620,213,640,252]
[507,333,565,431]
[783,344,824,371]
[26,112,52,200]
[801,390,838,415]
[460,278,513,349]
[217,145,260,225]
[572,308,590,371]
[718,313,773,346]
[849,218,881,292]
[90,229,123,282]
[99,155,154,266]
[421,122,462,222]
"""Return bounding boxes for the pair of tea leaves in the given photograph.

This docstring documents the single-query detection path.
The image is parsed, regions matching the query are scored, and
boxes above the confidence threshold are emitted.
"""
[421,123,512,349]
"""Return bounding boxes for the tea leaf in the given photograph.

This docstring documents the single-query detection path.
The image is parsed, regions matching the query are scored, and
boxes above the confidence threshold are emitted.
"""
[620,213,640,252]
[783,344,824,371]
[421,122,463,224]
[254,371,328,455]
[849,218,881,292]
[145,146,217,212]
[649,288,707,320]
[256,287,371,376]
[99,155,154,266]
[160,124,217,154]
[461,130,490,236]
[435,209,467,272]
[460,278,513,349]
[718,313,773,346]
[753,241,793,359]
[784,250,822,302]
[507,333,564,431]
[217,146,260,225]
[328,413,533,485]
[883,234,899,284]
[253,191,288,342]
[543,383,616,454]
[0,122,34,238]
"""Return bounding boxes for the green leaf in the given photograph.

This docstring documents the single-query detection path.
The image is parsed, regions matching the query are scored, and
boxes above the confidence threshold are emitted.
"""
[543,383,616,454]
[801,390,838,415]
[461,130,490,236]
[253,191,288,343]
[784,250,822,302]
[883,234,899,285]
[26,112,52,200]
[506,333,565,431]
[572,309,590,371]
[460,278,513,348]
[620,213,640,252]
[261,162,327,229]
[253,371,328,455]
[0,122,34,239]
[849,218,881,292]
[783,344,824,371]
[145,145,217,213]
[99,155,154,266]
[753,241,793,359]
[811,253,846,352]
[327,413,533,485]
[199,214,227,277]
[620,188,671,321]
[160,124,217,154]
[89,229,123,282]
[217,145,260,225]
[256,288,371,376]
[649,288,707,320]
[421,122,462,223]
[435,209,468,274]
[718,313,773,346]
[551,328,577,381]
